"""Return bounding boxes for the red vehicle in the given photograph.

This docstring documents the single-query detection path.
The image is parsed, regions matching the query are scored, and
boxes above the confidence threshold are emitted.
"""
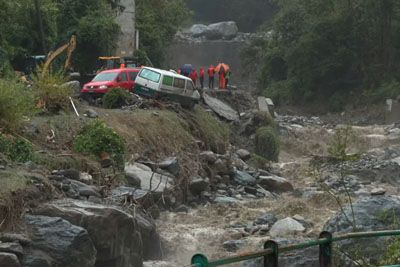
[81,68,140,97]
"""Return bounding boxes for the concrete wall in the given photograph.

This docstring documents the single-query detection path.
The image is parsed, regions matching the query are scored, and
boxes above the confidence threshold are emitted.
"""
[164,40,254,86]
[115,0,136,57]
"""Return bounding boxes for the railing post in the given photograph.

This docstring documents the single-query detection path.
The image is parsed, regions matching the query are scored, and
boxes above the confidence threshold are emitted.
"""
[264,240,279,267]
[191,254,209,267]
[319,231,332,267]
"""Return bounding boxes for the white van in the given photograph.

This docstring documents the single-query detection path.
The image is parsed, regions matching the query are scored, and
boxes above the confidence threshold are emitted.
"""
[134,67,200,107]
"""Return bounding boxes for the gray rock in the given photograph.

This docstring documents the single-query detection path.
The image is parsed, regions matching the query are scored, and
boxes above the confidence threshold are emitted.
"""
[68,179,100,198]
[214,196,239,204]
[33,199,145,266]
[125,163,173,193]
[223,240,245,252]
[371,187,386,196]
[111,186,149,201]
[158,157,180,176]
[55,169,80,180]
[0,242,23,257]
[175,204,189,213]
[323,196,400,264]
[189,177,209,196]
[61,81,80,95]
[24,215,96,267]
[0,233,31,246]
[126,172,142,187]
[200,151,217,163]
[244,186,258,195]
[254,213,277,226]
[84,109,98,118]
[0,252,21,267]
[189,24,208,37]
[205,21,238,40]
[270,217,305,237]
[258,175,294,193]
[213,159,231,175]
[234,171,256,186]
[236,149,251,160]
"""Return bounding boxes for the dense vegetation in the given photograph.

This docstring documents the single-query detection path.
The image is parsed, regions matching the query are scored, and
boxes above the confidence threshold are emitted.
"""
[0,0,188,73]
[185,0,277,32]
[136,0,191,66]
[244,0,400,111]
[0,0,119,73]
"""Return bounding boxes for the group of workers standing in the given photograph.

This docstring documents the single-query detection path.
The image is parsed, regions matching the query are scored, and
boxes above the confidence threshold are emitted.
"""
[179,64,231,90]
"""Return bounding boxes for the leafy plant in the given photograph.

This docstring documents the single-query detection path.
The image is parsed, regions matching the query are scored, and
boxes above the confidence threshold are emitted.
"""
[255,126,280,161]
[74,120,125,167]
[32,71,70,113]
[0,134,33,162]
[102,88,131,109]
[0,79,34,129]
[253,111,276,129]
[328,126,360,161]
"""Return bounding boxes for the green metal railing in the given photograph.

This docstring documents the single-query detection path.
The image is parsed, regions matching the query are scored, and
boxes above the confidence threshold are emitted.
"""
[191,230,400,267]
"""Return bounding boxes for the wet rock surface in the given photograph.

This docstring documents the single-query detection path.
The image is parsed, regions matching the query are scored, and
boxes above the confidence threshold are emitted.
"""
[24,215,96,267]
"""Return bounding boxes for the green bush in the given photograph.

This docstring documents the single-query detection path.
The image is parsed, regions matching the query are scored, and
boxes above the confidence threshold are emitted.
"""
[193,107,230,154]
[32,71,70,113]
[0,134,33,162]
[102,88,131,109]
[255,127,280,161]
[253,111,276,128]
[74,120,125,167]
[0,79,34,129]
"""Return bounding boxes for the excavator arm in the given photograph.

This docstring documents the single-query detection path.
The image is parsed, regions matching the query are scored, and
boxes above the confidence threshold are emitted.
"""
[42,35,76,76]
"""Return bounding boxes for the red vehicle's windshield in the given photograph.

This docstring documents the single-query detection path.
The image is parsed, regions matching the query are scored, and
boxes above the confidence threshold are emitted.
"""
[92,72,119,82]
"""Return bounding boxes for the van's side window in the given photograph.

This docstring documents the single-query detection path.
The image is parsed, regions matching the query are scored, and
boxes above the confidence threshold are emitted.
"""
[174,78,185,89]
[119,72,128,82]
[162,76,173,86]
[129,71,138,81]
[186,81,195,90]
[139,69,161,83]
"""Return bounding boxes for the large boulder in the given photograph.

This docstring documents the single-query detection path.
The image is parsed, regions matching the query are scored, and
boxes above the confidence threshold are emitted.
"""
[205,21,238,40]
[0,252,21,267]
[258,175,294,193]
[269,217,305,237]
[234,170,256,186]
[33,200,145,267]
[125,163,173,193]
[23,215,96,267]
[189,24,208,37]
[323,196,400,264]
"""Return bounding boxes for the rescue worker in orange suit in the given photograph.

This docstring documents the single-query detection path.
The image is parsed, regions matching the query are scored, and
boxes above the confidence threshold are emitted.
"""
[218,66,226,89]
[208,65,215,89]
[199,67,205,89]
[189,69,198,87]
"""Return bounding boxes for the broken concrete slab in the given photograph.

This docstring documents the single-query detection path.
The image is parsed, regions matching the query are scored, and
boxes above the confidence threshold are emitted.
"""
[203,93,239,121]
[257,96,275,117]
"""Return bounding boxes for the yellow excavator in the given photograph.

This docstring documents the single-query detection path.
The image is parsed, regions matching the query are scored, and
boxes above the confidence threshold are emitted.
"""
[41,35,77,76]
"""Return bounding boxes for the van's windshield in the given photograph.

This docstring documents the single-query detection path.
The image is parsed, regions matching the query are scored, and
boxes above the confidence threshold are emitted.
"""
[139,69,161,83]
[92,72,118,82]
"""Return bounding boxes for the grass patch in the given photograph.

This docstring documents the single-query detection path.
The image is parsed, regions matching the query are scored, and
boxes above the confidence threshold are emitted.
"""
[0,79,35,129]
[191,106,230,154]
[0,134,33,162]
